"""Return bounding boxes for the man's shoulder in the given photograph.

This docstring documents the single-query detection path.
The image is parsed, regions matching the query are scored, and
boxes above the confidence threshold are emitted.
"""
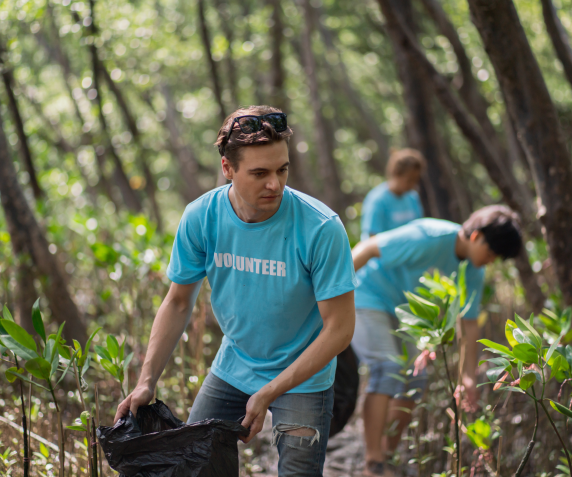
[287,187,340,222]
[364,182,390,203]
[379,218,458,246]
[410,218,460,236]
[182,185,227,216]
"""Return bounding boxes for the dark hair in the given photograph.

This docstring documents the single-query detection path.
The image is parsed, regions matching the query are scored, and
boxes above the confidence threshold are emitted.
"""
[461,205,522,259]
[214,105,293,171]
[386,148,426,177]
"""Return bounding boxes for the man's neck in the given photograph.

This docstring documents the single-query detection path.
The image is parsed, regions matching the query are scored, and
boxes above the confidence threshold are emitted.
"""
[228,186,281,223]
[387,179,403,196]
[455,231,469,260]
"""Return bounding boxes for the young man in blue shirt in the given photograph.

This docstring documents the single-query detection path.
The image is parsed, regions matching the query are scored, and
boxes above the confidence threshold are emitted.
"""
[351,207,522,476]
[360,148,425,240]
[114,105,357,477]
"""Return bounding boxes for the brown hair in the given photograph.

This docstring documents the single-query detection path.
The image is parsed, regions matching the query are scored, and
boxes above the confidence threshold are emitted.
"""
[386,148,426,177]
[461,205,522,259]
[214,105,293,171]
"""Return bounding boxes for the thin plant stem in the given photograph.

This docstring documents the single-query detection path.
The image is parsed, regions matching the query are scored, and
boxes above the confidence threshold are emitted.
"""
[49,386,65,477]
[496,435,502,476]
[14,356,29,477]
[91,417,98,477]
[27,382,32,461]
[72,361,87,411]
[540,400,572,474]
[442,345,461,477]
[514,388,538,476]
[95,384,103,477]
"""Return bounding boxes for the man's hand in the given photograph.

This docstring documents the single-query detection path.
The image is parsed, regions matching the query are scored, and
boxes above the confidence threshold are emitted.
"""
[114,384,154,424]
[240,390,272,444]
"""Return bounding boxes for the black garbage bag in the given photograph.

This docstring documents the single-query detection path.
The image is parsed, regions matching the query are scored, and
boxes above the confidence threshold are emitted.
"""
[97,400,249,477]
[329,345,360,437]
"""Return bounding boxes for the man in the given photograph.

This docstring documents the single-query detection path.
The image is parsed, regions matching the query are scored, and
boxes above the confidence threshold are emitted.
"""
[360,148,425,240]
[351,206,522,476]
[114,105,357,477]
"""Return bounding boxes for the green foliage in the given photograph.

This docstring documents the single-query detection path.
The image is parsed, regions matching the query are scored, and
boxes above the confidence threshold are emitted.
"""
[95,333,133,398]
[466,417,492,450]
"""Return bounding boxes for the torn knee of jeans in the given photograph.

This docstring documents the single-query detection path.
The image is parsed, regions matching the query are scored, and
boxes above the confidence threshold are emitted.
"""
[271,423,320,447]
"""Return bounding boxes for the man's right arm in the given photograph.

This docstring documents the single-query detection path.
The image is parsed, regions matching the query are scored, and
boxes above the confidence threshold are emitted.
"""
[352,236,381,272]
[114,281,202,423]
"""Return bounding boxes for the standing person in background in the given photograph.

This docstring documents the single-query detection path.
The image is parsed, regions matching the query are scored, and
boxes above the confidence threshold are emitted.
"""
[360,148,425,240]
[352,206,522,476]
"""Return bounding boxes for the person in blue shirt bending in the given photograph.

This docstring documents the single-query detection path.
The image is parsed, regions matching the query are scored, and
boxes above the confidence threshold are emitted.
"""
[351,207,522,476]
[113,105,357,477]
[360,148,425,240]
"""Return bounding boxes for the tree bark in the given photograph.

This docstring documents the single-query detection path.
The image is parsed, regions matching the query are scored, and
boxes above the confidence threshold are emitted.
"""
[161,83,204,203]
[0,113,87,344]
[266,0,314,195]
[0,39,43,200]
[468,0,572,306]
[541,0,572,89]
[378,0,456,220]
[299,0,344,212]
[420,0,538,231]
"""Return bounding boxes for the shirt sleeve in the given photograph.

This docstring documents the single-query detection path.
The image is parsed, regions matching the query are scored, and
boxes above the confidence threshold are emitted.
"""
[361,194,387,240]
[462,266,485,319]
[166,204,207,284]
[311,217,358,302]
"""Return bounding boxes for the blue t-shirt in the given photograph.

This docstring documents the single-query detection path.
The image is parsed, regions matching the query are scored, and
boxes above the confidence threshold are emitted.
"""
[167,185,357,395]
[355,219,484,319]
[360,182,423,240]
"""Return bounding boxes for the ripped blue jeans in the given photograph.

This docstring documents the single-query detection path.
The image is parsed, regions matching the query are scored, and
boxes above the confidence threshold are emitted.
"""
[188,373,334,477]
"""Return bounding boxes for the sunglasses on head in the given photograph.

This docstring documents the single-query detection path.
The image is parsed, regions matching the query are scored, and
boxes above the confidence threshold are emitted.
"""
[225,113,288,143]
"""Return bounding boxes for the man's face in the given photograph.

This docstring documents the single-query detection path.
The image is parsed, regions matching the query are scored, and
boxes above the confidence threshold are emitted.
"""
[467,231,498,267]
[222,141,289,214]
[391,169,421,195]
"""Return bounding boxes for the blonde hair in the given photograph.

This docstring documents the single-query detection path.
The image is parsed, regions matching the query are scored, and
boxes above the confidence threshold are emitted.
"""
[386,148,426,177]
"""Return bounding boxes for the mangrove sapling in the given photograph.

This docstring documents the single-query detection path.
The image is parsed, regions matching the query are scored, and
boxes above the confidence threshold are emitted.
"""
[478,312,572,475]
[95,334,133,399]
[395,262,471,477]
[0,305,30,477]
[0,300,78,477]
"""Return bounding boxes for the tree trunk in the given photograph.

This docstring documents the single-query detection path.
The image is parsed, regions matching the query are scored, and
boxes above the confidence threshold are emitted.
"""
[299,0,344,212]
[541,0,572,89]
[0,39,43,200]
[468,0,572,306]
[267,0,314,195]
[0,113,87,344]
[161,83,204,203]
[378,0,456,220]
[420,0,538,231]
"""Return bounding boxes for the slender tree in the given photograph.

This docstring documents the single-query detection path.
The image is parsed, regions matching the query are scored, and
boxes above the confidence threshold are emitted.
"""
[0,38,43,200]
[541,0,572,89]
[468,0,572,306]
[0,112,87,344]
[213,0,240,108]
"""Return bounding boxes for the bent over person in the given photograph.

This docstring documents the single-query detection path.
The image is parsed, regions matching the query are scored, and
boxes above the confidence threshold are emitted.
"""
[114,105,357,477]
[351,206,522,476]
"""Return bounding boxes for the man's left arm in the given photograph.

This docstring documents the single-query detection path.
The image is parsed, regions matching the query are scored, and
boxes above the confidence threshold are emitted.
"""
[240,291,355,443]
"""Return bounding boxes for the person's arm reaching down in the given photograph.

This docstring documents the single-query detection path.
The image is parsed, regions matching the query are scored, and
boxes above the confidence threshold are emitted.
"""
[240,290,355,443]
[114,281,202,423]
[352,236,381,272]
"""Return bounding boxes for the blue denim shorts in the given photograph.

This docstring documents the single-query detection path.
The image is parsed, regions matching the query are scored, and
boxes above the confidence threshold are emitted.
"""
[188,372,334,477]
[352,309,427,400]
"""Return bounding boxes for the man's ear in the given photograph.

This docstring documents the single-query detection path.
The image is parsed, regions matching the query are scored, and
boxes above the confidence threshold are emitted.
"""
[469,230,482,242]
[221,157,234,180]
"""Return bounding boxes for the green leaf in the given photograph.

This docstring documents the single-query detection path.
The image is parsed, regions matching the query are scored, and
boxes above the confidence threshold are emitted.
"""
[39,442,49,458]
[404,292,440,322]
[2,305,14,322]
[546,334,564,364]
[94,345,113,362]
[441,327,455,344]
[6,371,50,391]
[107,335,119,359]
[395,305,432,328]
[58,344,72,360]
[5,367,25,383]
[499,386,525,394]
[513,343,539,364]
[100,358,119,378]
[515,314,542,349]
[66,425,87,432]
[119,338,126,361]
[550,355,563,380]
[56,348,79,385]
[486,366,508,383]
[512,328,529,345]
[80,411,91,426]
[51,323,65,363]
[25,357,52,381]
[478,339,515,358]
[0,320,37,354]
[505,320,519,348]
[0,335,37,360]
[79,327,102,368]
[31,298,46,343]
[519,372,536,391]
[549,400,572,419]
[458,261,468,307]
[123,351,134,373]
[443,295,460,332]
